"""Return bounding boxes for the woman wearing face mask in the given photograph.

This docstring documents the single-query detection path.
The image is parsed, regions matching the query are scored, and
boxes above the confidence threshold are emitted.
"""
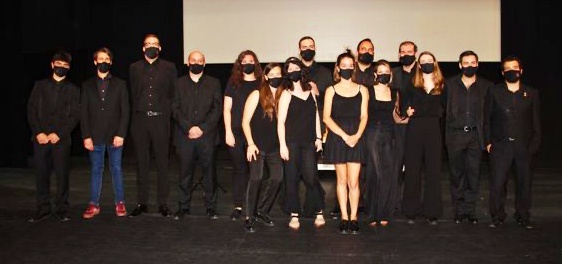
[402,51,446,225]
[278,57,325,230]
[323,49,369,234]
[224,50,263,221]
[241,63,284,233]
[364,59,404,227]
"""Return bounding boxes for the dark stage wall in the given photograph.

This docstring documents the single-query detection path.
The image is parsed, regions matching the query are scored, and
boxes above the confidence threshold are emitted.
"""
[2,0,560,167]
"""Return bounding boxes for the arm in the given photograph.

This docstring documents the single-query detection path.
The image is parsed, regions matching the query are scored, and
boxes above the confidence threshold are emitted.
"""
[171,78,192,133]
[393,90,409,124]
[27,82,48,144]
[277,90,291,161]
[242,91,260,161]
[483,88,493,153]
[529,89,541,154]
[322,86,349,142]
[223,96,235,147]
[311,92,323,152]
[59,85,81,138]
[198,79,223,134]
[347,86,369,147]
[114,80,130,147]
[79,84,93,150]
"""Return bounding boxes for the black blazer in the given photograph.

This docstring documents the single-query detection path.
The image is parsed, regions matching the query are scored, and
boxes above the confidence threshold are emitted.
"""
[27,78,80,143]
[80,75,130,145]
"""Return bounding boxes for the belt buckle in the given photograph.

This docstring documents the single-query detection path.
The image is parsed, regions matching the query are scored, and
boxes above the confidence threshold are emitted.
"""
[508,137,515,141]
[463,126,470,132]
[147,111,156,117]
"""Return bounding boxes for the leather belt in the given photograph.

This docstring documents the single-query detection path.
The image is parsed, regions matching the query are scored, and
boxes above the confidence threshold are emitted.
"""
[454,126,477,132]
[139,111,164,117]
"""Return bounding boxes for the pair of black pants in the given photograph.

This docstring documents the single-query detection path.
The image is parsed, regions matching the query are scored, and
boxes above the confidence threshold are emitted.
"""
[447,130,482,216]
[131,113,171,206]
[393,124,407,213]
[489,139,533,221]
[228,129,248,208]
[33,141,71,213]
[403,118,443,219]
[176,135,217,210]
[284,142,323,214]
[365,126,396,222]
[245,150,283,218]
[302,151,326,217]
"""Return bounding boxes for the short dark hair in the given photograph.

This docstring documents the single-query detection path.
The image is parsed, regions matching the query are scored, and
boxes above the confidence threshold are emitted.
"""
[356,38,373,52]
[52,50,72,64]
[458,50,478,63]
[298,36,315,47]
[501,55,523,70]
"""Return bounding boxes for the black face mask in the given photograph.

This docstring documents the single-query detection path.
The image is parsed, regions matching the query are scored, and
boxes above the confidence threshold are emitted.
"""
[420,63,435,74]
[189,64,204,74]
[53,66,69,77]
[376,73,391,84]
[461,66,478,77]
[97,62,111,73]
[288,71,302,82]
[300,49,316,62]
[242,63,255,74]
[339,69,353,80]
[399,55,416,66]
[268,77,282,88]
[358,53,374,64]
[503,70,521,83]
[145,47,159,59]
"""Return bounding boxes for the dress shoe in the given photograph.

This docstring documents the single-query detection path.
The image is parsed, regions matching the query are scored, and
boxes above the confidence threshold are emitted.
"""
[329,207,340,220]
[230,208,242,221]
[516,217,533,229]
[467,215,478,224]
[349,220,360,234]
[338,220,349,234]
[158,204,172,217]
[244,218,256,233]
[489,219,504,228]
[406,216,416,225]
[427,217,438,225]
[206,208,218,219]
[28,210,51,223]
[256,212,274,227]
[128,204,148,217]
[454,214,466,224]
[55,210,70,222]
[173,208,190,220]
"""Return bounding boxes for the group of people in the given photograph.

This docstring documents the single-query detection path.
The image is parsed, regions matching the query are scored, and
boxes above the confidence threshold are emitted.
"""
[26,33,541,234]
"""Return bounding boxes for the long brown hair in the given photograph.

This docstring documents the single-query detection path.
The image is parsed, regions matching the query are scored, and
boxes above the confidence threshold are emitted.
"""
[228,50,263,88]
[260,63,283,120]
[412,51,444,95]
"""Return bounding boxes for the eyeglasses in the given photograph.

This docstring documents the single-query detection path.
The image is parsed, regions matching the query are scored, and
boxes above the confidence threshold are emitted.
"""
[143,42,160,48]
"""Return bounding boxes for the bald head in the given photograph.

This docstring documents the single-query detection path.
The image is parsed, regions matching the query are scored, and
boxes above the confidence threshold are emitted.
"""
[187,51,205,66]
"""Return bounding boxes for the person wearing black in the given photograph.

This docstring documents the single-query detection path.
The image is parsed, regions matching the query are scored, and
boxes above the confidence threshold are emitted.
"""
[390,40,418,215]
[172,51,222,220]
[224,50,262,221]
[80,47,130,219]
[354,38,376,88]
[27,50,80,222]
[241,63,284,232]
[129,33,178,217]
[485,56,541,229]
[403,51,445,225]
[444,50,492,225]
[298,36,333,219]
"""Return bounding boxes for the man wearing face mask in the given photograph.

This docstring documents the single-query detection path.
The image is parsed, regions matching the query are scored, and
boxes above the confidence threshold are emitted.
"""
[129,33,178,217]
[27,50,80,222]
[444,50,492,225]
[355,38,376,88]
[80,47,130,219]
[171,51,222,220]
[484,56,541,229]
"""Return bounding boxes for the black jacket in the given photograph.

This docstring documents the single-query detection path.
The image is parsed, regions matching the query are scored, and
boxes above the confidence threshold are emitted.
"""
[129,58,177,114]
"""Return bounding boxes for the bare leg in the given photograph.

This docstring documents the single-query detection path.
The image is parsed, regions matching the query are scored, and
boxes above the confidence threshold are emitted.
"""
[347,162,361,220]
[335,164,349,220]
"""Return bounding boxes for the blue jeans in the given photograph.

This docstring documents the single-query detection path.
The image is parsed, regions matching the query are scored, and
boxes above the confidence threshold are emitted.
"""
[88,144,125,205]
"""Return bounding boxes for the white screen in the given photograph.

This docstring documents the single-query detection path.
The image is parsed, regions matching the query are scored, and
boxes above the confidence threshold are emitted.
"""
[183,0,500,63]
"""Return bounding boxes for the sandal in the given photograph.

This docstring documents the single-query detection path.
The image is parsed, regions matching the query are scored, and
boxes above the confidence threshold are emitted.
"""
[314,213,326,228]
[289,214,300,230]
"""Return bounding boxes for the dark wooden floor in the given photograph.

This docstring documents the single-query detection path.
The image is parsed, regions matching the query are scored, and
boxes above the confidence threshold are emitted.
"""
[1,147,561,264]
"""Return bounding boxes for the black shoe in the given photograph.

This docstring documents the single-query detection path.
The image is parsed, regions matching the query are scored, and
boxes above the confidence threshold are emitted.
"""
[173,208,190,220]
[516,218,533,229]
[349,220,360,234]
[329,208,341,220]
[28,210,51,223]
[427,217,438,225]
[244,218,256,233]
[454,214,466,224]
[489,219,504,228]
[158,204,172,217]
[128,204,148,217]
[230,208,242,221]
[55,210,70,222]
[206,208,218,219]
[406,216,415,225]
[338,220,349,234]
[256,212,274,227]
[467,215,478,224]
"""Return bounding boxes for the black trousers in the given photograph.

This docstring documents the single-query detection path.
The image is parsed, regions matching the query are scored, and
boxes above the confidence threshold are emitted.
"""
[131,113,171,206]
[176,134,217,210]
[446,130,483,216]
[365,126,396,222]
[284,142,323,214]
[393,124,407,213]
[228,129,249,208]
[33,140,71,213]
[403,118,443,219]
[489,139,533,221]
[245,150,283,218]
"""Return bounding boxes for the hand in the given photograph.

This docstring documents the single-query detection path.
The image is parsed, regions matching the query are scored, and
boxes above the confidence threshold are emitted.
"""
[406,107,415,117]
[315,139,323,152]
[310,82,320,96]
[340,133,350,143]
[83,138,94,151]
[225,130,235,147]
[188,126,203,139]
[393,109,409,124]
[246,144,259,162]
[345,134,359,148]
[113,136,124,148]
[36,133,49,144]
[280,144,290,161]
[47,133,60,144]
[486,144,492,153]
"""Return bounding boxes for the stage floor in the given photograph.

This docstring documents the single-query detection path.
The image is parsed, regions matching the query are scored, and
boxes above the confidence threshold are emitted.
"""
[1,147,561,264]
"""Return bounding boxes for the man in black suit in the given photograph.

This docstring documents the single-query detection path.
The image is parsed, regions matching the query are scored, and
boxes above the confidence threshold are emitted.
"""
[484,56,541,229]
[27,50,80,222]
[444,50,492,225]
[80,47,130,219]
[172,50,222,220]
[129,33,178,217]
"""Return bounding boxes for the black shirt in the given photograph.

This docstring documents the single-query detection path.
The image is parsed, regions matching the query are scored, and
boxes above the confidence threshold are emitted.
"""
[250,102,278,153]
[355,64,375,88]
[391,65,416,117]
[224,79,260,130]
[307,61,333,99]
[407,86,445,119]
[447,76,479,127]
[96,74,110,101]
[367,87,396,129]
[129,58,177,113]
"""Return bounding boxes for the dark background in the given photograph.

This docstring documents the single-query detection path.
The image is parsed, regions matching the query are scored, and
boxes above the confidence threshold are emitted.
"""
[2,0,560,167]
